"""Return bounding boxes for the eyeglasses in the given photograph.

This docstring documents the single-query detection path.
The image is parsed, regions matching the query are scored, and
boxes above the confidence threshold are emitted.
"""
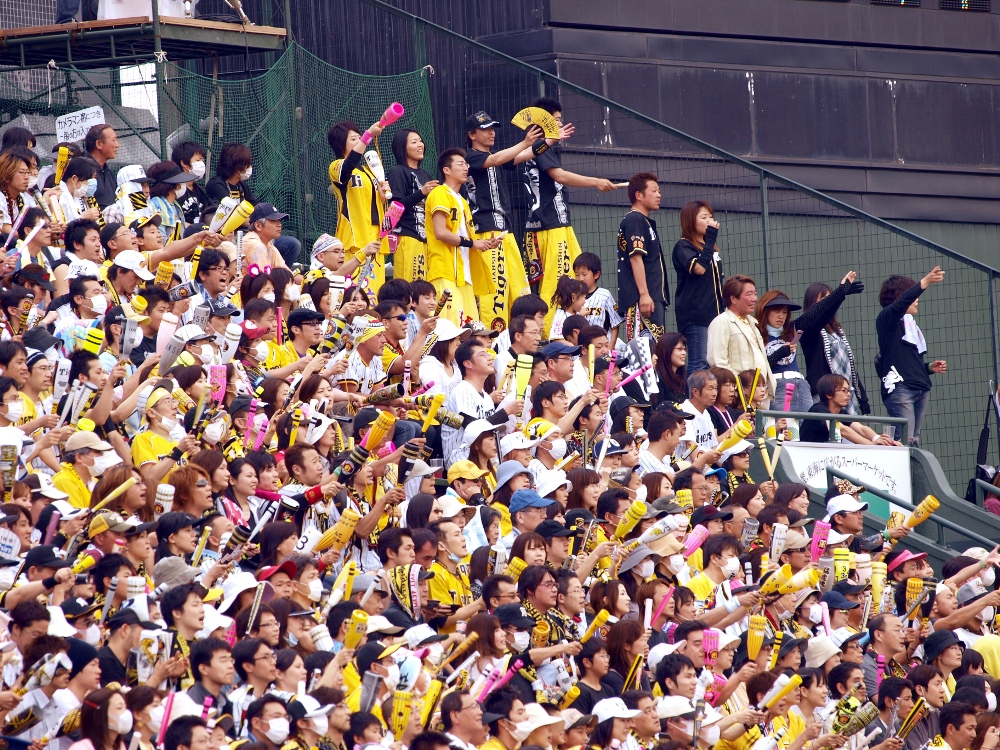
[537,580,558,588]
[253,652,277,662]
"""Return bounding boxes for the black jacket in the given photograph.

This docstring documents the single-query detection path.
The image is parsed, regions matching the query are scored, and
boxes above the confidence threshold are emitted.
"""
[876,283,932,394]
[672,225,723,328]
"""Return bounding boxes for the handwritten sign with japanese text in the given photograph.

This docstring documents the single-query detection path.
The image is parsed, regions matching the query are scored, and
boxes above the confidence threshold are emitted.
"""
[56,106,106,144]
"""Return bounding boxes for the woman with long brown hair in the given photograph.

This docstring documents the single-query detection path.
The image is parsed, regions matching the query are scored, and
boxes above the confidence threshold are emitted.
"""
[91,465,152,521]
[168,464,214,517]
[565,467,601,512]
[653,332,688,406]
[800,271,868,415]
[465,611,507,684]
[671,199,725,374]
[604,618,650,692]
[73,686,131,750]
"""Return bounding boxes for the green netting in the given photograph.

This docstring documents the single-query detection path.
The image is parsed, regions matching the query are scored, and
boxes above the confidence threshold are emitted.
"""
[0,43,436,261]
[158,43,437,256]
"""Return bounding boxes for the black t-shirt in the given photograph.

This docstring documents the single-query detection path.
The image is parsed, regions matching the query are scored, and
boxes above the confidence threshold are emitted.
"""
[130,334,156,367]
[524,149,570,230]
[800,402,834,442]
[617,210,670,311]
[178,183,213,225]
[672,227,725,329]
[205,176,258,206]
[569,680,615,713]
[93,161,117,210]
[98,645,127,687]
[386,164,434,241]
[465,148,516,232]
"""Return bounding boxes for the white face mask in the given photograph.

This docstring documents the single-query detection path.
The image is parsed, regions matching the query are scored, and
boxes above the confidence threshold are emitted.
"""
[190,161,207,179]
[807,603,824,624]
[3,400,23,423]
[92,451,122,477]
[88,295,108,315]
[130,328,144,349]
[113,709,133,735]
[511,720,534,743]
[383,663,400,691]
[204,420,226,445]
[44,347,60,363]
[983,606,996,623]
[199,344,214,364]
[160,415,178,432]
[637,560,655,579]
[253,341,270,361]
[175,183,187,198]
[84,623,101,646]
[169,422,186,443]
[989,693,998,712]
[28,176,37,190]
[264,718,289,744]
[512,631,531,652]
[679,720,720,747]
[311,716,328,736]
[983,568,996,587]
[721,556,741,578]
[667,554,686,574]
[148,705,164,734]
[426,642,445,666]
[241,166,253,181]
[305,578,323,602]
[261,291,275,302]
[547,438,567,460]
[777,606,794,621]
[285,284,301,301]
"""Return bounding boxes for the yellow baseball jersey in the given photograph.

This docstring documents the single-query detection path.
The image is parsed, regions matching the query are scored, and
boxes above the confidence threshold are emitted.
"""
[131,431,178,478]
[428,561,473,634]
[265,340,298,371]
[329,156,385,252]
[423,185,494,296]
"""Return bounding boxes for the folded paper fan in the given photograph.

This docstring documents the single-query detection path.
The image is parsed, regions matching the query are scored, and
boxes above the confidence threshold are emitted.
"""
[511,107,561,139]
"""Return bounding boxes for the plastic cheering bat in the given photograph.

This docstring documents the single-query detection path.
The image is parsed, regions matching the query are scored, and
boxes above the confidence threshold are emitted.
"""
[420,393,445,433]
[434,289,452,317]
[811,520,831,562]
[896,697,927,740]
[343,609,369,650]
[365,384,404,405]
[702,628,719,668]
[209,197,240,232]
[92,477,138,512]
[760,564,794,595]
[434,632,479,676]
[317,508,361,553]
[718,419,753,452]
[378,102,405,128]
[905,577,923,616]
[746,615,767,661]
[504,556,527,582]
[390,690,412,738]
[906,495,940,529]
[365,151,390,194]
[757,437,774,481]
[871,561,887,613]
[581,609,610,642]
[532,620,550,649]
[219,200,254,236]
[510,106,561,138]
[764,673,801,710]
[559,685,580,709]
[54,145,70,184]
[776,567,821,596]
[514,353,534,399]
[433,408,464,429]
[767,632,783,670]
[740,517,760,549]
[613,500,646,541]
[769,523,787,563]
[379,200,405,238]
[833,548,851,581]
[682,525,710,557]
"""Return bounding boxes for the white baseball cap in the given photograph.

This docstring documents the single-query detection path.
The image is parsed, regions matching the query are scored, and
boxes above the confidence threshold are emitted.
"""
[593,698,641,724]
[500,432,540,457]
[111,250,155,281]
[824,494,869,522]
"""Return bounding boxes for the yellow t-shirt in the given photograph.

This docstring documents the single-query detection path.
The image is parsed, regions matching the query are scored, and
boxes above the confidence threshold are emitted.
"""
[329,156,384,253]
[346,683,385,727]
[131,431,178,479]
[265,340,298,371]
[52,465,92,509]
[685,572,719,608]
[423,185,494,295]
[428,561,473,634]
[773,711,806,749]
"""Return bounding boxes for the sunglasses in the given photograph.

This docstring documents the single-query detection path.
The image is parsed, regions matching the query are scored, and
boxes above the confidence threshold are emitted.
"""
[195,479,209,487]
[387,314,407,322]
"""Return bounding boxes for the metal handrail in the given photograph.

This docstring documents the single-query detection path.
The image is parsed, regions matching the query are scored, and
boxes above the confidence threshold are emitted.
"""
[754,409,909,444]
[826,467,997,550]
[975,478,1000,507]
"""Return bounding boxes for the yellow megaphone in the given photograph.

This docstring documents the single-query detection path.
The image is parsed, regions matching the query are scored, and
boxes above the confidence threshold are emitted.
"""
[759,563,793,595]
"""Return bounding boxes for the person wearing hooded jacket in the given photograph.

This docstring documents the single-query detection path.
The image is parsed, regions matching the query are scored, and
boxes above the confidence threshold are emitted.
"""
[386,129,437,282]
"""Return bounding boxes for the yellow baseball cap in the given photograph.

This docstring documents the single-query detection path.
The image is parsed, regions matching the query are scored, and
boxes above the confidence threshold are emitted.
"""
[447,459,489,484]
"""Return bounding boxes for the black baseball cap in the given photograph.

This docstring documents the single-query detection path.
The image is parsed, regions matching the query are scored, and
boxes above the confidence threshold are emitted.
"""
[100,222,124,248]
[832,580,869,596]
[22,326,60,352]
[495,604,536,630]
[208,299,239,317]
[150,162,197,185]
[25,545,71,570]
[535,520,573,540]
[156,512,203,542]
[229,395,252,417]
[14,263,55,291]
[248,203,289,225]
[287,308,325,330]
[542,342,582,360]
[61,598,101,620]
[691,506,734,527]
[465,111,500,131]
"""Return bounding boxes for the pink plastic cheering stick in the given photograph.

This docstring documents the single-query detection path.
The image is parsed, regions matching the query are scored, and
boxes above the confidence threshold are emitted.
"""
[379,102,405,127]
[682,525,710,557]
[411,381,435,396]
[488,659,524,694]
[820,601,832,635]
[876,655,885,690]
[478,666,503,700]
[651,585,675,629]
[157,692,176,747]
[201,695,214,720]
[252,417,270,451]
[209,365,226,404]
[783,380,795,412]
[43,510,61,545]
[811,521,831,563]
[376,441,397,459]
[603,351,618,398]
[379,201,405,238]
[243,398,259,449]
[276,307,283,345]
[617,363,653,390]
